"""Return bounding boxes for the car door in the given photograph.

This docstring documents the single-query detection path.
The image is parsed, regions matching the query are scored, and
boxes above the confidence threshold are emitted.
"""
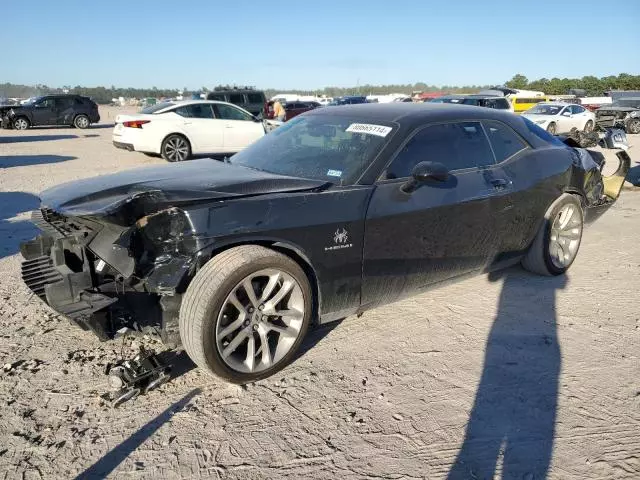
[55,97,75,125]
[213,103,265,153]
[481,119,537,264]
[556,106,576,132]
[570,104,589,130]
[361,121,503,309]
[173,103,224,153]
[31,97,56,125]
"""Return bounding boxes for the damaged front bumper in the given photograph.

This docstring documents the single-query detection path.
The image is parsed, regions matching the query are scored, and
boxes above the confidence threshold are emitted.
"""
[19,208,194,345]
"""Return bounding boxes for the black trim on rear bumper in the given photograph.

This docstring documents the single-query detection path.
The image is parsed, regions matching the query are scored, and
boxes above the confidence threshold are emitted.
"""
[113,141,134,151]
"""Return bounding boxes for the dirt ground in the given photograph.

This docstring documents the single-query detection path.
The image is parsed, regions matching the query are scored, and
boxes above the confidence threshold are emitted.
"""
[1,106,639,479]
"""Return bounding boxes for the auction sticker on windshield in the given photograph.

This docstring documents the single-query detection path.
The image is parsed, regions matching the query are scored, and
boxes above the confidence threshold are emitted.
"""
[346,123,392,137]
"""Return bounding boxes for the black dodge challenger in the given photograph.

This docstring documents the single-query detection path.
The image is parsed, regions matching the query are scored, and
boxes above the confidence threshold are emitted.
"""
[20,104,630,383]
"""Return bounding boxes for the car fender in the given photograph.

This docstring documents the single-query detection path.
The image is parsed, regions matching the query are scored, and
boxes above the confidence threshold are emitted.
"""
[195,235,322,319]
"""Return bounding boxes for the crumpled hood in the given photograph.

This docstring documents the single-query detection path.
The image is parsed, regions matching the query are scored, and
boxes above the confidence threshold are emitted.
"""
[40,158,328,220]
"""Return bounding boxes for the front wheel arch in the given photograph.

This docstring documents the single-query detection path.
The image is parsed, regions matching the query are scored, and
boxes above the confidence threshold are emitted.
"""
[192,240,321,323]
[179,244,315,382]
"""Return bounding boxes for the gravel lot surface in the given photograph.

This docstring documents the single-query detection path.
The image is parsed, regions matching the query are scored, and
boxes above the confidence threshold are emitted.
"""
[1,107,639,479]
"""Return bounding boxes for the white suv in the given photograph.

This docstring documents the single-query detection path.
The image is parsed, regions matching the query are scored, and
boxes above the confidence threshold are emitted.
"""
[112,100,266,162]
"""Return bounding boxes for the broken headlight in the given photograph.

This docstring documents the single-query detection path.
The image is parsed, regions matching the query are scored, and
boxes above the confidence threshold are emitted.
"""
[136,208,196,256]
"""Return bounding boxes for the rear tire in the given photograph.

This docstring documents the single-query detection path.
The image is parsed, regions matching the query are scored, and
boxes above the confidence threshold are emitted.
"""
[522,193,583,276]
[74,114,90,129]
[13,117,30,130]
[583,120,593,133]
[546,122,557,135]
[161,134,191,162]
[179,245,313,384]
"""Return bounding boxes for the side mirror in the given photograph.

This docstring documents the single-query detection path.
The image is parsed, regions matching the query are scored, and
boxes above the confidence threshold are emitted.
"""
[401,161,449,193]
[562,111,571,117]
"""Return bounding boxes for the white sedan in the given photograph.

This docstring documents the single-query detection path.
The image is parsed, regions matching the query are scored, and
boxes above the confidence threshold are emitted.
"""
[112,100,266,162]
[521,102,595,135]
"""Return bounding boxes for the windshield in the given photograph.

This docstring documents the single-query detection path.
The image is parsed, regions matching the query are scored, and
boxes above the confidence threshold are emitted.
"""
[230,115,395,185]
[525,104,563,115]
[141,102,175,114]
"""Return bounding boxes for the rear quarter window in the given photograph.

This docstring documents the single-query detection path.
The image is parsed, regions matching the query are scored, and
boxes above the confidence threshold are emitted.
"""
[483,120,527,162]
[229,94,244,105]
[247,93,264,103]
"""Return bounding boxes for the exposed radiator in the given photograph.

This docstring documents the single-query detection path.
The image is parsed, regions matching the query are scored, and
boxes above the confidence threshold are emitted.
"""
[21,255,63,300]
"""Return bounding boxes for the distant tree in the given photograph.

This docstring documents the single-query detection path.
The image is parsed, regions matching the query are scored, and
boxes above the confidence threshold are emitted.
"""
[505,74,529,89]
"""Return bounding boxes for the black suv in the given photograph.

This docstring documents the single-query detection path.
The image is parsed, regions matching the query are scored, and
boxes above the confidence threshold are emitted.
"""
[595,98,640,134]
[1,94,100,130]
[459,95,512,111]
[205,87,266,116]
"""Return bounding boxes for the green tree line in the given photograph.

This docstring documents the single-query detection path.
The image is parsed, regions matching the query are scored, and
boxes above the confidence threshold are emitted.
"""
[2,73,639,104]
[504,73,640,95]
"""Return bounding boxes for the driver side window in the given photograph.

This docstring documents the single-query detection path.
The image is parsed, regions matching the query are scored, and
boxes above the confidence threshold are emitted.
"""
[213,104,253,121]
[384,122,495,179]
[35,98,55,108]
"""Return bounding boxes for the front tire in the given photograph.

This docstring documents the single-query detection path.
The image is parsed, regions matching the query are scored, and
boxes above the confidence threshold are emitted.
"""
[627,118,640,134]
[13,117,30,130]
[583,120,593,133]
[161,134,191,162]
[74,114,90,129]
[522,193,583,276]
[546,122,557,135]
[179,245,313,384]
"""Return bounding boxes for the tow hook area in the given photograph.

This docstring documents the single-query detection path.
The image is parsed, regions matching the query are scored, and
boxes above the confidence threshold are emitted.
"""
[103,346,171,407]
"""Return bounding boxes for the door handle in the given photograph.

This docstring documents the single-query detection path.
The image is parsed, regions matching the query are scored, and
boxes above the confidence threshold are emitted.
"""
[491,178,511,190]
[225,125,233,129]
[183,121,192,125]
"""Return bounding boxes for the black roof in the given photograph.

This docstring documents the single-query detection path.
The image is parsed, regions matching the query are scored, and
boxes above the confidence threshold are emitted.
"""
[307,102,516,126]
[464,94,503,99]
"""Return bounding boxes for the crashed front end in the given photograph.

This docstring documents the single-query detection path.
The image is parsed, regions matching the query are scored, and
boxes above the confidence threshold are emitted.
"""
[20,204,198,346]
[595,108,640,131]
[563,128,632,222]
[0,106,15,129]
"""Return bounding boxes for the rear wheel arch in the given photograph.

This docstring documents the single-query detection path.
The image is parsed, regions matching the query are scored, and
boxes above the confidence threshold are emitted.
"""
[161,132,192,161]
[73,113,90,128]
[161,131,191,148]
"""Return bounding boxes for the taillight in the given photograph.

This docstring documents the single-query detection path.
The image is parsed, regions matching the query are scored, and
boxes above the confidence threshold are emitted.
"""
[123,120,150,128]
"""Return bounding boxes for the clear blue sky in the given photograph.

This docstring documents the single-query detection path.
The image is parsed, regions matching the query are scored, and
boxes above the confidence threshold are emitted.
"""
[2,0,639,90]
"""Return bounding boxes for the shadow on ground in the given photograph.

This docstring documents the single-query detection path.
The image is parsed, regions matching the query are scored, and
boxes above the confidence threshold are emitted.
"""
[75,388,201,479]
[448,267,565,480]
[295,319,343,361]
[154,320,342,383]
[0,154,76,168]
[0,191,40,259]
[0,135,77,143]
